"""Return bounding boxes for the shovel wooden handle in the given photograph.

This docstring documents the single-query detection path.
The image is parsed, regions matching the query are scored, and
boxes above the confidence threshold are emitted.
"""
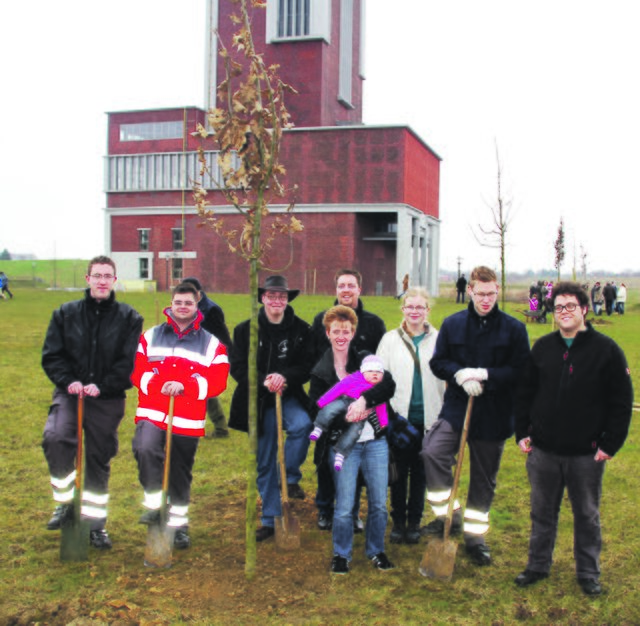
[443,396,474,541]
[275,393,290,529]
[160,396,175,524]
[76,394,84,492]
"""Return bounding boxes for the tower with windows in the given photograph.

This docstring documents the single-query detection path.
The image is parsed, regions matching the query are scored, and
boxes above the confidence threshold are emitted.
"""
[105,0,441,295]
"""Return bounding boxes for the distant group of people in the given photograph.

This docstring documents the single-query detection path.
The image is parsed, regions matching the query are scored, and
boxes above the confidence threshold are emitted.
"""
[39,258,633,597]
[591,280,627,316]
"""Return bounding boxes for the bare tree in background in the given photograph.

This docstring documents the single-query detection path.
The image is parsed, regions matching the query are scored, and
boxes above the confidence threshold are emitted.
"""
[554,217,566,281]
[580,243,588,283]
[473,142,513,309]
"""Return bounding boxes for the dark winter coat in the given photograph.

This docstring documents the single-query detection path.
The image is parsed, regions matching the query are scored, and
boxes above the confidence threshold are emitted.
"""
[229,306,313,433]
[42,289,143,399]
[310,299,386,365]
[197,290,232,351]
[515,324,633,456]
[429,302,530,441]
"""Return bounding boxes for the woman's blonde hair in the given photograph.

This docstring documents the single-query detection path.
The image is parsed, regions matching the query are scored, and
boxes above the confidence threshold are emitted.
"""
[401,286,430,309]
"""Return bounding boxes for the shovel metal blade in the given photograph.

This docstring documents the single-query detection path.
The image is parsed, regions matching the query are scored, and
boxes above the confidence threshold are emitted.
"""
[59,509,90,562]
[144,524,175,568]
[418,538,459,581]
[274,512,301,551]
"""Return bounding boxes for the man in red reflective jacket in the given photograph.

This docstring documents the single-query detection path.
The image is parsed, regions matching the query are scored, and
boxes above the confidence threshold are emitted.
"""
[131,282,229,549]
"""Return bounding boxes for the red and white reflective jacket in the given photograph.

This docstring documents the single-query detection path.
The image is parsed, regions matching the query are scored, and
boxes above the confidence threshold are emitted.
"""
[131,308,229,437]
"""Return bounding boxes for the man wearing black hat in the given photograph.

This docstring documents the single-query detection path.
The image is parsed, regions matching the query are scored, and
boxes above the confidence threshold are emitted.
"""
[182,277,233,438]
[229,275,314,541]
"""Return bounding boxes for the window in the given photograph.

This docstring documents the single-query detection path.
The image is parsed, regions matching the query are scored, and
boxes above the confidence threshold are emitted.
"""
[139,258,149,279]
[138,229,150,251]
[267,0,330,42]
[278,0,310,37]
[105,151,239,192]
[172,258,183,281]
[172,228,184,251]
[120,121,183,142]
[338,0,354,108]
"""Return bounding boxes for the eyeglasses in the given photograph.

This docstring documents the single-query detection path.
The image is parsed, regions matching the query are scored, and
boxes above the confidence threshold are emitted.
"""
[89,273,115,281]
[264,293,288,302]
[473,291,498,300]
[403,305,427,312]
[554,302,579,313]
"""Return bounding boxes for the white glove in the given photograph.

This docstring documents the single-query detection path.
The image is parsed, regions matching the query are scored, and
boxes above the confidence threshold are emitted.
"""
[462,380,484,396]
[454,368,478,386]
[472,368,488,381]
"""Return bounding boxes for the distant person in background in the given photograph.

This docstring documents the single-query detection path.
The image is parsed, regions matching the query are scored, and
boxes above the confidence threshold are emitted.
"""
[590,281,602,316]
[602,282,616,316]
[396,273,410,299]
[41,256,143,549]
[182,277,233,438]
[456,274,467,303]
[0,271,13,298]
[616,283,627,314]
[529,294,539,311]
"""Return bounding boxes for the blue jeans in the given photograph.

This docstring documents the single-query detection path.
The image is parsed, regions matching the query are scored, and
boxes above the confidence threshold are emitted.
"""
[315,397,364,457]
[257,396,312,527]
[330,437,389,560]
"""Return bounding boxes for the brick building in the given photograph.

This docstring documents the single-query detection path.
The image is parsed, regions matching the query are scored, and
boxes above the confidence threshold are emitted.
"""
[105,0,441,296]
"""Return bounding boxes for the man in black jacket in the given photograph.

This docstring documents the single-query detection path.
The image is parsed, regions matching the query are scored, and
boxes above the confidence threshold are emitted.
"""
[183,277,233,438]
[514,282,633,596]
[310,269,387,531]
[41,256,143,549]
[228,275,314,542]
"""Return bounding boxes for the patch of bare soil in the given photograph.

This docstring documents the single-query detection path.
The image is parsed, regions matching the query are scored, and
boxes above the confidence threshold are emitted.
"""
[3,496,339,626]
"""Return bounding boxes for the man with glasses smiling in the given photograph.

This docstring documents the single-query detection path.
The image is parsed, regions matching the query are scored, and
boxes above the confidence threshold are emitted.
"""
[514,282,632,596]
[422,265,530,566]
[229,275,314,542]
[42,256,143,549]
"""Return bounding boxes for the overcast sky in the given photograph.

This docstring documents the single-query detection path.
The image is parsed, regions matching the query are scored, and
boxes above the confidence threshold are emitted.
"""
[1,1,638,275]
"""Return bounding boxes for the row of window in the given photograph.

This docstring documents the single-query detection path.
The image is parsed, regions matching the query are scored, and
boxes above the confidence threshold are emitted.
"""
[106,151,239,192]
[138,257,183,281]
[138,228,183,252]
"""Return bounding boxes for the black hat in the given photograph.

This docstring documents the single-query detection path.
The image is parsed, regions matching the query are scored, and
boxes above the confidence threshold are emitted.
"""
[258,275,300,302]
[183,277,203,291]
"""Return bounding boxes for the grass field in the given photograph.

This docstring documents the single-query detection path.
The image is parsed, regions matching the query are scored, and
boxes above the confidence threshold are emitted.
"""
[0,286,638,625]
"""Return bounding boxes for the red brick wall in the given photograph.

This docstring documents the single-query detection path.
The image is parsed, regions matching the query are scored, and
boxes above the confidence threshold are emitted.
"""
[404,130,441,219]
[216,0,363,128]
[110,210,397,295]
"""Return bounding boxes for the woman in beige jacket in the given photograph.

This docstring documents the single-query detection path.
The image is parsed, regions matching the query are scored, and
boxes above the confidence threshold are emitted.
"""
[377,287,445,544]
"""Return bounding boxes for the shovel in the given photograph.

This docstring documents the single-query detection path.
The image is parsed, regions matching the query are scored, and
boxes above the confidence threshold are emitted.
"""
[144,395,176,568]
[274,392,301,550]
[60,393,91,561]
[419,396,474,581]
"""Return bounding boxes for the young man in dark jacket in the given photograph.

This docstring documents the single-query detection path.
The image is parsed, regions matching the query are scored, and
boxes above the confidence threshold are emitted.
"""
[513,282,633,596]
[421,265,530,566]
[229,275,314,542]
[41,256,143,549]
